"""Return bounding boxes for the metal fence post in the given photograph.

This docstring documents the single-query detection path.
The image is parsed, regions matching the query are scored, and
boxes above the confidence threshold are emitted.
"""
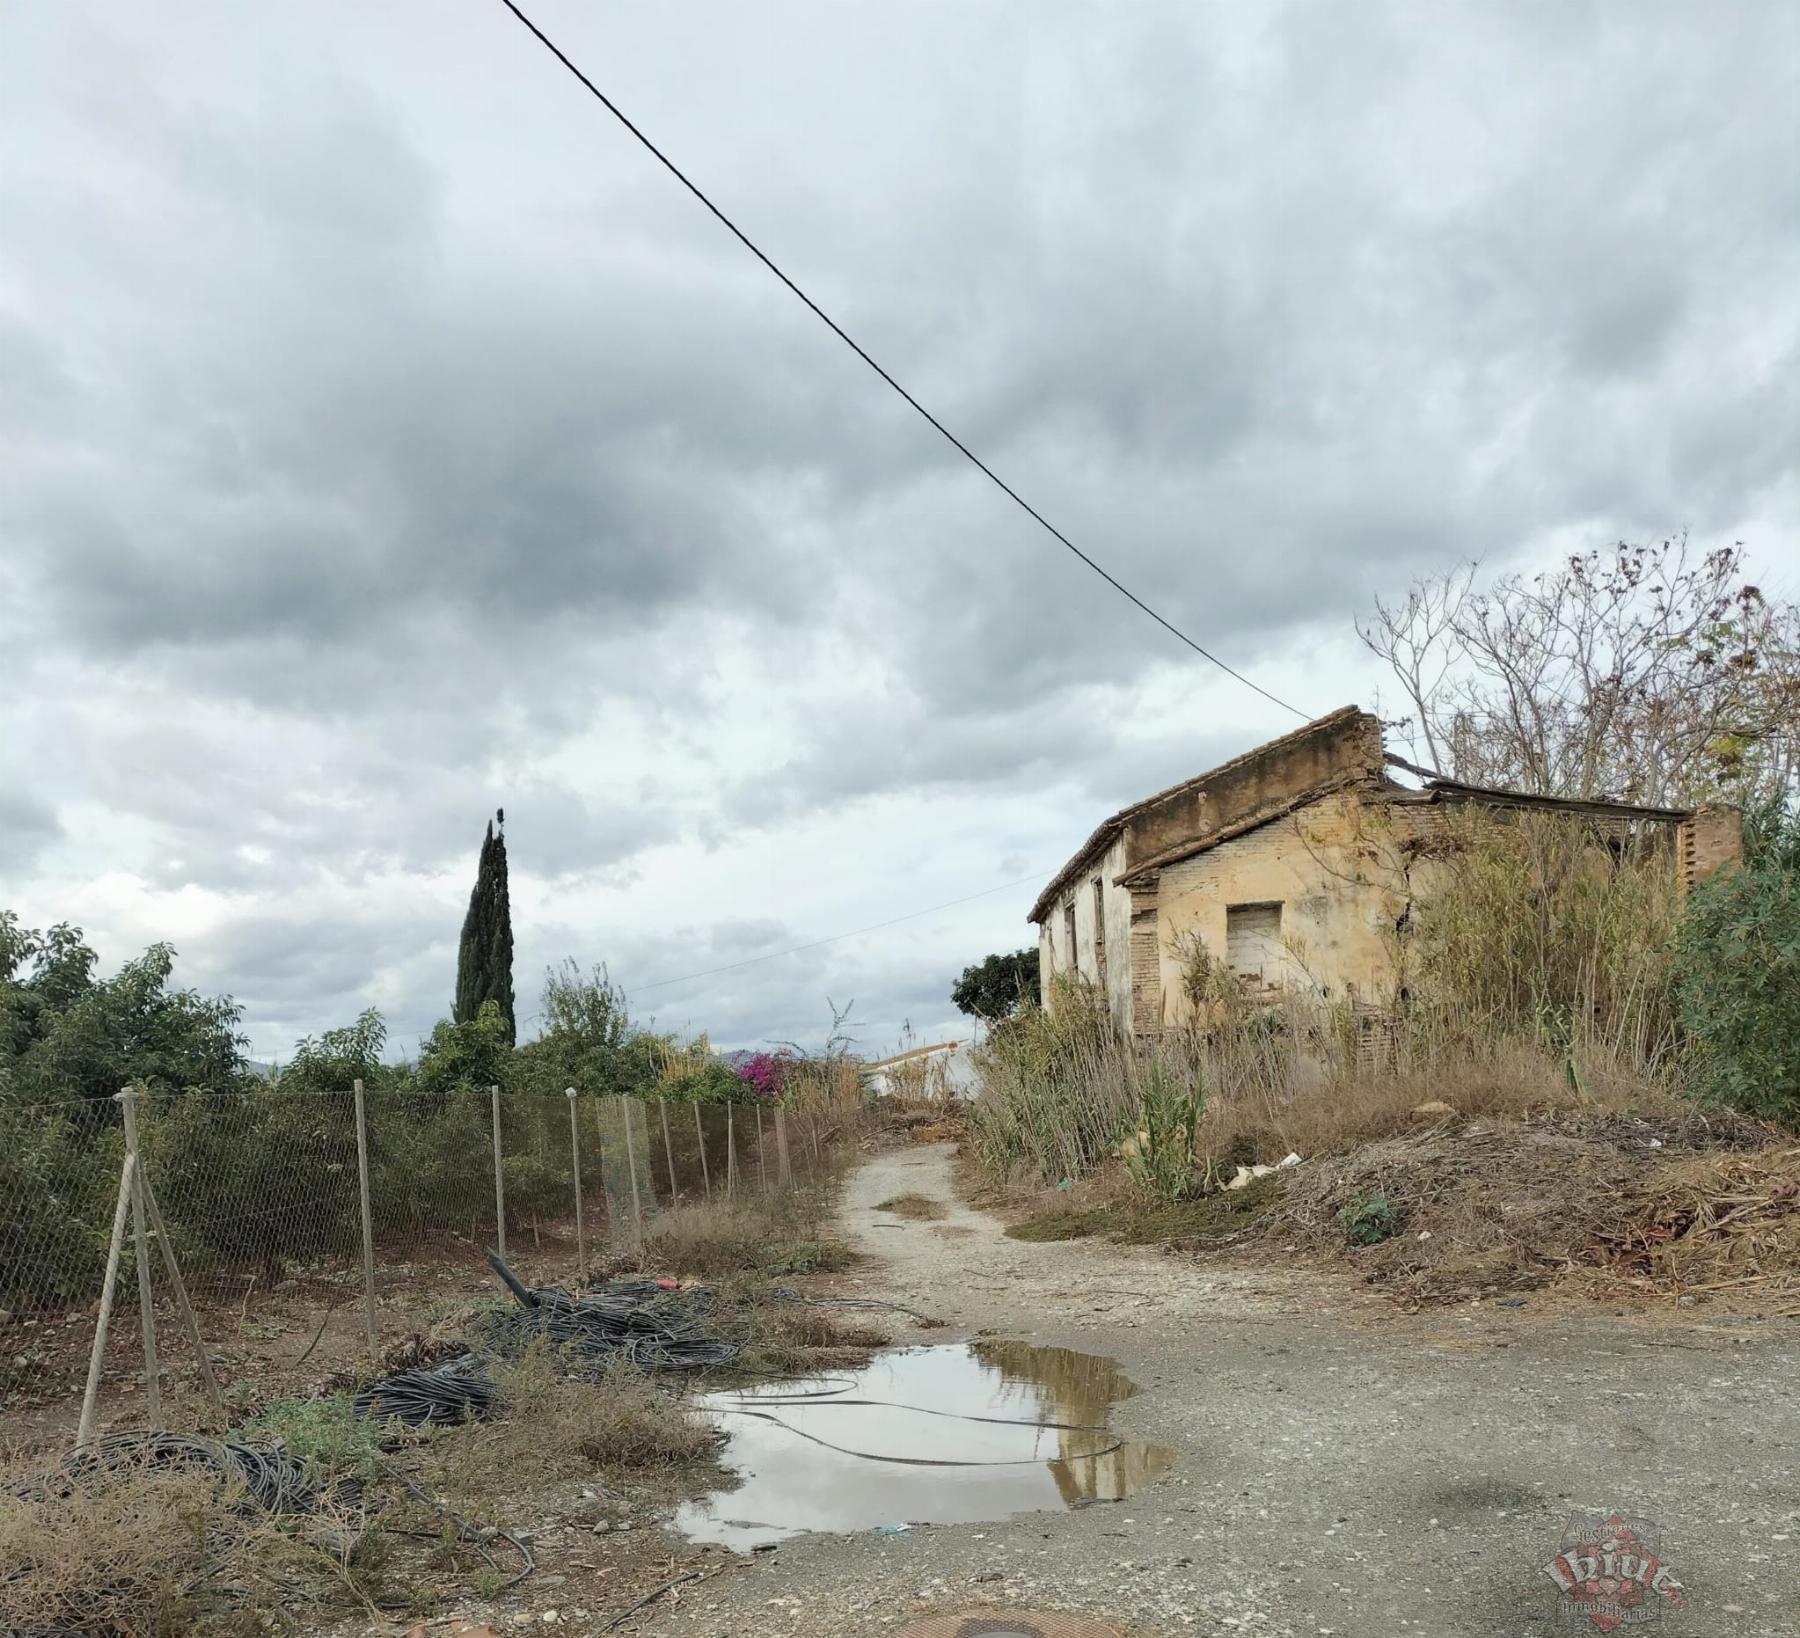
[694,1102,711,1197]
[566,1088,585,1271]
[659,1100,678,1202]
[76,1151,138,1448]
[354,1079,377,1360]
[756,1104,768,1192]
[490,1084,507,1263]
[726,1104,736,1196]
[117,1087,161,1424]
[620,1097,644,1244]
[775,1105,792,1188]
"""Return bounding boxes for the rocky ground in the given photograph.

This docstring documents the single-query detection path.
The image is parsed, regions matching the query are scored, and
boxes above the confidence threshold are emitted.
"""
[644,1140,1800,1638]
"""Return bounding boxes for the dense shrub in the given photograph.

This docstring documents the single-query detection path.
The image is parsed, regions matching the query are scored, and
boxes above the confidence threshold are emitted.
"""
[1405,808,1680,1068]
[966,976,1139,1186]
[1676,804,1800,1124]
[0,1103,120,1306]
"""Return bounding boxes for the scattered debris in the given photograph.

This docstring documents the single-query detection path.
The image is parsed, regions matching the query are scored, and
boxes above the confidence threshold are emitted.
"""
[477,1255,744,1372]
[1271,1111,1799,1304]
[1225,1152,1302,1191]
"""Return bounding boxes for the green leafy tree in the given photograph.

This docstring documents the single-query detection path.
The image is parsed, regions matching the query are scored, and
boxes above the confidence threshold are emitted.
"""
[278,1008,393,1092]
[1,917,249,1103]
[415,1001,515,1095]
[514,961,662,1098]
[952,949,1042,1023]
[454,811,515,1044]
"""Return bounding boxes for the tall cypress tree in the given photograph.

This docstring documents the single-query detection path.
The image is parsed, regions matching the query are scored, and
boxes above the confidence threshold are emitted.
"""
[454,809,515,1044]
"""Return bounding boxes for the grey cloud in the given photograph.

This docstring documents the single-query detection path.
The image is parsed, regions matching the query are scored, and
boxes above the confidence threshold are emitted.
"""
[707,919,790,956]
[0,789,63,878]
[188,898,454,1055]
[2,0,1794,1054]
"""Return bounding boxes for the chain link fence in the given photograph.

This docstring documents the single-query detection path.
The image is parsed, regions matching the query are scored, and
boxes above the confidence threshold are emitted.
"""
[1,1082,851,1419]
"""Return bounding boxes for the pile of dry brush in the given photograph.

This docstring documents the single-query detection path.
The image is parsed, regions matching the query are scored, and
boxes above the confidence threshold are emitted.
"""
[1270,1106,1800,1306]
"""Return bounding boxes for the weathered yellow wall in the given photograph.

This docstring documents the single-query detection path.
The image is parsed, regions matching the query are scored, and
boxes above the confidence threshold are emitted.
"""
[1152,790,1407,1026]
[1040,835,1132,1029]
[1121,708,1383,869]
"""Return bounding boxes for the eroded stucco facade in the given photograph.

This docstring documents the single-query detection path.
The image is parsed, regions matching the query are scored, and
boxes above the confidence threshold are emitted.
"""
[1038,833,1132,1028]
[1150,789,1399,1025]
[1030,706,1743,1038]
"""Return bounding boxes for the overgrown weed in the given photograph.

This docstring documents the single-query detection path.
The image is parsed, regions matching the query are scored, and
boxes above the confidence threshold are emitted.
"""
[430,1343,715,1507]
[626,1187,858,1279]
[874,1192,946,1220]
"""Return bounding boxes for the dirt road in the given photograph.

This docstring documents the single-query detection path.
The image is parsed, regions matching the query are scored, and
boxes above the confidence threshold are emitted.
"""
[660,1142,1799,1637]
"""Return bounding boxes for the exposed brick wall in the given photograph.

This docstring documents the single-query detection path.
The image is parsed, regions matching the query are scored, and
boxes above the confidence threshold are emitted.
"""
[1128,881,1162,1035]
[1679,803,1745,893]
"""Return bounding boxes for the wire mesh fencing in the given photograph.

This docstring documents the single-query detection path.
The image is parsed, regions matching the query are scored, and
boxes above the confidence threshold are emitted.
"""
[0,1081,859,1416]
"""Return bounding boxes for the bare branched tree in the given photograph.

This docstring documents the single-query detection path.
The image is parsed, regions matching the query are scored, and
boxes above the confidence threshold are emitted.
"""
[1360,538,1800,808]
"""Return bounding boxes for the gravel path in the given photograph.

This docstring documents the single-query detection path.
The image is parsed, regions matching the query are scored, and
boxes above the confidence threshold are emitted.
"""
[656,1142,1800,1637]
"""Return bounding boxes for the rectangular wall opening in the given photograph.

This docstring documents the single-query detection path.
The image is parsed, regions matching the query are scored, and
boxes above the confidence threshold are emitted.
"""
[1225,901,1283,986]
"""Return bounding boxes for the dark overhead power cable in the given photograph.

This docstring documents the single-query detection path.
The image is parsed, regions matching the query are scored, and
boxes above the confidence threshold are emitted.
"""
[492,0,1311,723]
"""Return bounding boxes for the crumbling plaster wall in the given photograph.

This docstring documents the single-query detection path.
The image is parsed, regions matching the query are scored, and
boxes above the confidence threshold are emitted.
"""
[1151,789,1404,1027]
[1039,835,1132,1028]
[1119,708,1384,869]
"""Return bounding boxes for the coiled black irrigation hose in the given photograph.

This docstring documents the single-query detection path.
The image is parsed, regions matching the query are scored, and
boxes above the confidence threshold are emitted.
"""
[344,1254,748,1431]
[478,1253,745,1372]
[352,1355,499,1427]
[16,1429,354,1516]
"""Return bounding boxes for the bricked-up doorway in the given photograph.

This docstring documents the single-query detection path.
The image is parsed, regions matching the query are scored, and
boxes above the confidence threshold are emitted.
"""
[1225,900,1283,985]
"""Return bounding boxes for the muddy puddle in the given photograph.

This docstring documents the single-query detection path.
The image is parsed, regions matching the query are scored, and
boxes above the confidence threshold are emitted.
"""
[673,1340,1172,1550]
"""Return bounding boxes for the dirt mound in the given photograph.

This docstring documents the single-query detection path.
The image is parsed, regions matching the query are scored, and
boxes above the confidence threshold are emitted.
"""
[1270,1109,1800,1306]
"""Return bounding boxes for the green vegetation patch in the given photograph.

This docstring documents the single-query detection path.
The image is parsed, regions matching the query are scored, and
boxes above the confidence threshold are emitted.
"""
[875,1192,947,1221]
[1006,1174,1281,1246]
[236,1393,395,1486]
[1004,1207,1105,1243]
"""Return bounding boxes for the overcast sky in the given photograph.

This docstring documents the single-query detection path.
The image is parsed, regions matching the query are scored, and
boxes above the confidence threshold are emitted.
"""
[2,0,1795,1063]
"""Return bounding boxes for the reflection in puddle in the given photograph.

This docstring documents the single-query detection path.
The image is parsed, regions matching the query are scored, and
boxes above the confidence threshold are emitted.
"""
[673,1341,1173,1550]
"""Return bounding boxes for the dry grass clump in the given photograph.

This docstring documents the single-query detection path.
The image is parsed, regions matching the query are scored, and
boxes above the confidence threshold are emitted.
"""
[1194,1034,1683,1168]
[1006,1173,1282,1246]
[0,1459,213,1637]
[432,1346,716,1505]
[971,973,1680,1202]
[874,1192,946,1221]
[630,1190,857,1279]
[737,1304,891,1375]
[0,1446,376,1637]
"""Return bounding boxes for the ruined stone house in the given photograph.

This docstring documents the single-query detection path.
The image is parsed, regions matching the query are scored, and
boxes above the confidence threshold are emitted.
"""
[1027,706,1743,1036]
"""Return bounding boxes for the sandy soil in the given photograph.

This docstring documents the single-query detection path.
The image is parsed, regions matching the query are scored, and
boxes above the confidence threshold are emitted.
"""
[642,1140,1800,1638]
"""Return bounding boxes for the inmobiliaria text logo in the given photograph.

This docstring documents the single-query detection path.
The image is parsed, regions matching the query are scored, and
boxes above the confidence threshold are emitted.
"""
[1543,1513,1686,1631]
